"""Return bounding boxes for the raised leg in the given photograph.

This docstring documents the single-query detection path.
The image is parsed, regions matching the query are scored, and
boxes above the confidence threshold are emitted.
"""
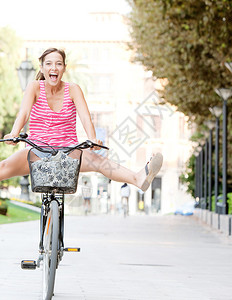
[80,149,163,190]
[0,148,30,181]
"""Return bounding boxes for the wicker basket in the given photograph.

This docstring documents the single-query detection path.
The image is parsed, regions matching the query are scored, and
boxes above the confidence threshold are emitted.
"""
[28,148,82,194]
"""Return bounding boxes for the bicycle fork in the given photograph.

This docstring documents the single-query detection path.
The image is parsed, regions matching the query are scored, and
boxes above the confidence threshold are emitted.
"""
[21,195,81,271]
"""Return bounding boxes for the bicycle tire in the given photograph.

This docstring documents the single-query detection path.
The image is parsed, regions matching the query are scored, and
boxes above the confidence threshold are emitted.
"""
[42,200,59,300]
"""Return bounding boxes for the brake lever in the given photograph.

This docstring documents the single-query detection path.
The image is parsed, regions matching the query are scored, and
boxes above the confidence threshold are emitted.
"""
[85,140,109,150]
[19,132,28,139]
[86,140,94,148]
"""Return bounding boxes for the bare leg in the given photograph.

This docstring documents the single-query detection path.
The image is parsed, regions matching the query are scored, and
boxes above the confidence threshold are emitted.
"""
[80,150,160,189]
[0,148,30,181]
[0,148,162,191]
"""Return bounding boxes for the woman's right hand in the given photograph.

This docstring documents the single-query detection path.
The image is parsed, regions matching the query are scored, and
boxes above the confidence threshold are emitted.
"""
[4,133,18,145]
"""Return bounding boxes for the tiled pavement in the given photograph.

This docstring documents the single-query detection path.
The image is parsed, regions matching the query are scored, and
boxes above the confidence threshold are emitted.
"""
[1,214,232,300]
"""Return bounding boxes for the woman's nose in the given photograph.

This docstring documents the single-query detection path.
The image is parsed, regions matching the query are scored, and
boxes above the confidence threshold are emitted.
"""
[51,64,57,70]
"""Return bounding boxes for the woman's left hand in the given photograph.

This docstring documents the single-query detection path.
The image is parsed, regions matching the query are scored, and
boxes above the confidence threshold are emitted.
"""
[91,139,103,150]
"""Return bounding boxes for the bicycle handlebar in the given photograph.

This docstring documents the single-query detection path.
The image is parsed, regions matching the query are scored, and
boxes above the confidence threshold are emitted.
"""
[0,133,109,155]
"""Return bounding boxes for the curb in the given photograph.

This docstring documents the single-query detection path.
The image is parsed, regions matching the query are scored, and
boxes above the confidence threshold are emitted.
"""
[10,200,41,213]
[194,208,232,236]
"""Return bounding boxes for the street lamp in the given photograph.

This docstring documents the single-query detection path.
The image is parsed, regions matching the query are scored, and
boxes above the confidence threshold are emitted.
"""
[198,141,204,209]
[193,149,200,202]
[214,88,232,214]
[202,131,209,210]
[17,60,36,91]
[204,120,215,211]
[209,106,223,213]
[17,50,36,200]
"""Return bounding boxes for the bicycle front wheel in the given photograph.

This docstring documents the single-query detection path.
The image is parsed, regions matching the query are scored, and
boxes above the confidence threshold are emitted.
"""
[42,200,59,300]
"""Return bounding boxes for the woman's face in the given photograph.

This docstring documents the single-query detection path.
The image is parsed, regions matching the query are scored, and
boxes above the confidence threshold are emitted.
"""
[41,51,66,86]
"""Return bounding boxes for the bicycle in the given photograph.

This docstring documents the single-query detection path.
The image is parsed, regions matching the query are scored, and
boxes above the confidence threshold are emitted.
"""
[0,133,109,300]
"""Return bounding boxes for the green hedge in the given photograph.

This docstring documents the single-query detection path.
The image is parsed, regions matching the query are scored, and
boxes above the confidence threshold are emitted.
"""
[10,197,42,208]
[227,193,232,215]
[208,193,232,214]
[0,197,9,215]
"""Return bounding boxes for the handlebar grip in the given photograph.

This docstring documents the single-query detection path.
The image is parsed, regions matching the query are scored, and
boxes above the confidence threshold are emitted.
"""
[99,145,109,150]
[12,137,20,143]
[0,137,19,143]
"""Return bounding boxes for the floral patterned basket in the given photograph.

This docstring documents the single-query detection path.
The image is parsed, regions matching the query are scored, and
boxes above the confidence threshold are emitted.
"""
[28,148,82,194]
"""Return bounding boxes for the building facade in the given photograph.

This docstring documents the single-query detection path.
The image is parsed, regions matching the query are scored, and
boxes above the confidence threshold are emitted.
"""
[23,10,194,215]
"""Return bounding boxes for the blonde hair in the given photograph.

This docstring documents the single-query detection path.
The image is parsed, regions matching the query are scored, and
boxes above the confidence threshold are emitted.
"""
[36,48,66,80]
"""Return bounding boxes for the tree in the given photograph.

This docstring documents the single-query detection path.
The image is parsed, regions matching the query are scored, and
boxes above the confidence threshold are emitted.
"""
[0,26,22,188]
[127,0,232,120]
[127,0,232,189]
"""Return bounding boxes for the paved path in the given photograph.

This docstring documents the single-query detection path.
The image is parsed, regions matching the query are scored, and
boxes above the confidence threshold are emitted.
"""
[0,214,232,300]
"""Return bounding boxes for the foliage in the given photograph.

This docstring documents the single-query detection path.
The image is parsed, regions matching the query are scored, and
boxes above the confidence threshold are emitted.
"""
[0,26,22,188]
[179,154,195,196]
[127,0,232,192]
[0,197,8,215]
[0,27,22,134]
[210,193,232,214]
[227,192,232,214]
[181,156,232,213]
[10,197,42,208]
[127,0,232,120]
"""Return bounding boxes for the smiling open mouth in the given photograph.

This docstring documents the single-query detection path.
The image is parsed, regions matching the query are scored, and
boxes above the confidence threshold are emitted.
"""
[49,74,58,81]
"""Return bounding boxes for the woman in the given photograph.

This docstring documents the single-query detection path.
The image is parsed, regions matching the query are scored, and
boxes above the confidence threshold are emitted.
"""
[0,48,163,191]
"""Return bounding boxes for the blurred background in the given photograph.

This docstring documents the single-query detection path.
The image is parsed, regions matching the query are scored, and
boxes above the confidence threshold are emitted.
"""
[1,0,231,218]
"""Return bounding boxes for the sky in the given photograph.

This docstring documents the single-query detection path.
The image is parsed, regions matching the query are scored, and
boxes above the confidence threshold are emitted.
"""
[0,0,131,40]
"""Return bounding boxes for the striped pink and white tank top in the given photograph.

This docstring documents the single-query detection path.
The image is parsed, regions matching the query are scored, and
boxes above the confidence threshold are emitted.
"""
[28,80,78,147]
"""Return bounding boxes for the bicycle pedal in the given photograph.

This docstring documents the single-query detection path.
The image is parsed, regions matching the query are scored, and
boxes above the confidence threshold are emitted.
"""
[21,260,37,270]
[64,247,81,252]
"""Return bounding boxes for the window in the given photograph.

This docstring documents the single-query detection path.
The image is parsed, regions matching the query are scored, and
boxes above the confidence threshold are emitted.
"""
[89,75,113,94]
[137,115,162,139]
[179,115,186,139]
[151,177,162,213]
[91,112,114,128]
[98,76,111,92]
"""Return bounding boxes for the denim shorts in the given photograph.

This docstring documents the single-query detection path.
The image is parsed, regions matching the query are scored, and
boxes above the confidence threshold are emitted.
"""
[31,147,74,159]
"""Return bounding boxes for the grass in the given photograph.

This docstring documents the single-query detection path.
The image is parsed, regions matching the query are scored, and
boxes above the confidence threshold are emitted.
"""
[0,201,40,224]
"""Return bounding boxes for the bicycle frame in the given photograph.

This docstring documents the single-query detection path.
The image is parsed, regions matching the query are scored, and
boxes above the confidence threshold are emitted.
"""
[39,192,65,258]
[0,133,109,299]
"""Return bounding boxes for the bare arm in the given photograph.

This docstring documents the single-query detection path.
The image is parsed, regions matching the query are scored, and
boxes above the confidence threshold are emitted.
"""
[4,81,37,143]
[70,83,102,148]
